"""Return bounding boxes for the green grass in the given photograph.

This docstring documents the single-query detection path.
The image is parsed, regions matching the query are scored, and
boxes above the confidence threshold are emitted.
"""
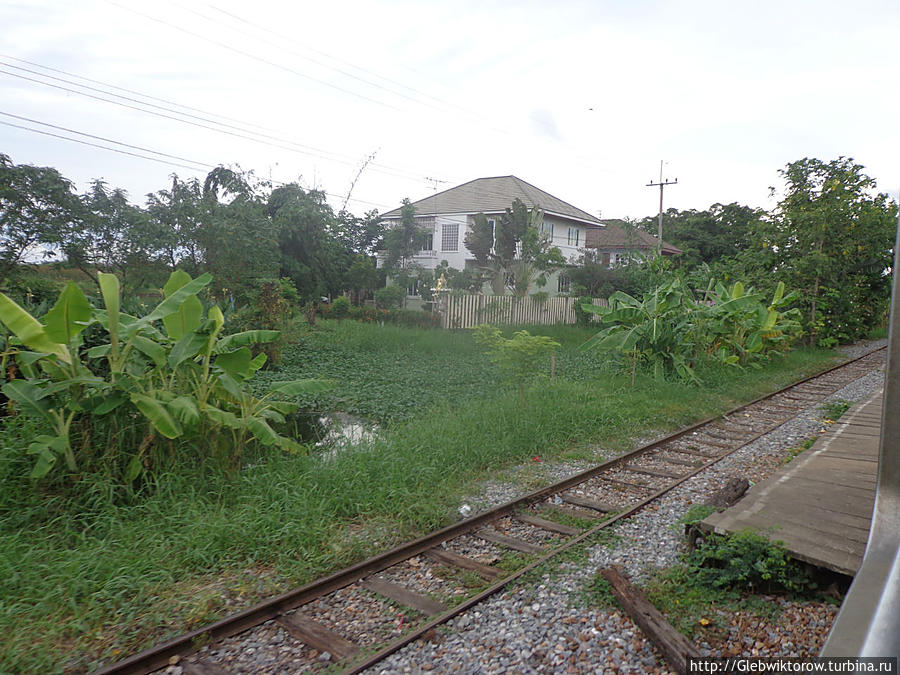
[0,320,841,673]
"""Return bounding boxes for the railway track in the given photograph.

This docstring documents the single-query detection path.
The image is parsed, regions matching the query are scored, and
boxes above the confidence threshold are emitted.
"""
[98,347,886,675]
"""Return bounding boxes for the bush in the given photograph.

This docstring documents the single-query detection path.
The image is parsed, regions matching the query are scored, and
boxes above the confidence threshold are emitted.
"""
[319,304,442,329]
[573,296,595,327]
[329,295,351,319]
[374,284,406,309]
[0,271,324,486]
[684,530,814,593]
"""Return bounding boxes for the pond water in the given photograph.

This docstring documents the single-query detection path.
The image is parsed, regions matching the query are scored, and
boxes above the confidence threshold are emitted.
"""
[316,412,379,455]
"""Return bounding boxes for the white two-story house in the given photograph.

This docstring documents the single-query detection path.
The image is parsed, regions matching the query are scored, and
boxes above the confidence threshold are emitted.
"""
[378,175,603,298]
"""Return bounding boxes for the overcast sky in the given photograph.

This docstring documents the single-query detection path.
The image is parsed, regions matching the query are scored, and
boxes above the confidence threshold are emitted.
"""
[2,0,898,221]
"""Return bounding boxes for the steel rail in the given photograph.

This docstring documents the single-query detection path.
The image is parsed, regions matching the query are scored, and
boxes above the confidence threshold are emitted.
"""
[95,346,885,674]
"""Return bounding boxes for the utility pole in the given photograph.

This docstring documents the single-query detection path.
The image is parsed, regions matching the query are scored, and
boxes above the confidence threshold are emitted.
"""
[646,160,678,256]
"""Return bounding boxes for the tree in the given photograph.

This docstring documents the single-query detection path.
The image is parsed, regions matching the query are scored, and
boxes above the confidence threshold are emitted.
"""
[345,253,380,304]
[199,167,279,299]
[465,198,565,295]
[335,208,384,256]
[0,153,83,281]
[63,181,169,291]
[146,175,206,273]
[382,198,428,272]
[270,183,350,301]
[761,157,897,345]
[638,203,763,268]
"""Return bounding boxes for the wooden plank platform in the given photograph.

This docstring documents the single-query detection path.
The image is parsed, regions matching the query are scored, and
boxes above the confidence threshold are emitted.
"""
[700,390,882,576]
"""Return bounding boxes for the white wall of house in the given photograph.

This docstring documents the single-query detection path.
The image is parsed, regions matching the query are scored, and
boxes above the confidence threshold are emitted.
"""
[381,211,592,298]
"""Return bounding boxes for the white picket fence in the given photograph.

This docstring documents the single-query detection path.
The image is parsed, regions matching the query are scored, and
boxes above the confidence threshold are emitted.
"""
[437,294,608,330]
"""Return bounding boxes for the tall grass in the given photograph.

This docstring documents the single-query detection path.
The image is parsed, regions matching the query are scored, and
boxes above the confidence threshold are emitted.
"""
[0,319,839,673]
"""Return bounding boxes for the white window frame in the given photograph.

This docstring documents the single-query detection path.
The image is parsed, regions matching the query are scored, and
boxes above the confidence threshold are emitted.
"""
[441,222,459,252]
[567,227,580,246]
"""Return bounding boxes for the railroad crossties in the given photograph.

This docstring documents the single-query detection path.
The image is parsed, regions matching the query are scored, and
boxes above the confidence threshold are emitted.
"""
[106,347,885,675]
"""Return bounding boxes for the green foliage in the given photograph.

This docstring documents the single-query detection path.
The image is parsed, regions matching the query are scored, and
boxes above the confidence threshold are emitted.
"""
[0,153,84,281]
[329,295,351,319]
[464,198,566,296]
[581,277,803,383]
[822,399,851,421]
[0,320,838,673]
[637,203,764,268]
[382,198,429,272]
[271,183,349,301]
[374,284,406,309]
[573,295,596,327]
[759,157,897,345]
[684,530,814,593]
[227,277,299,366]
[471,324,560,404]
[678,504,718,528]
[0,271,321,483]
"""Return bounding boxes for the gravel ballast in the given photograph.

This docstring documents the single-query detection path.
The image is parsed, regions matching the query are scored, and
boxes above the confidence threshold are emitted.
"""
[368,349,885,674]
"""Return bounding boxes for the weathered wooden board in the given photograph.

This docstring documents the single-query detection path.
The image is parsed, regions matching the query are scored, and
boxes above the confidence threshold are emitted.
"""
[276,614,359,660]
[359,577,447,616]
[601,566,699,674]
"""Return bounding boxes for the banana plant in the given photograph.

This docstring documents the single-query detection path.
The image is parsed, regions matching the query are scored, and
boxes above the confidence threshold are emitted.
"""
[0,271,325,481]
[580,277,803,384]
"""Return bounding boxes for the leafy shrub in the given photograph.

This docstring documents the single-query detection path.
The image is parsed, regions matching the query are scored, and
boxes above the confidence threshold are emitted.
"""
[685,530,813,593]
[0,272,62,306]
[329,295,351,319]
[471,324,560,405]
[319,304,441,329]
[374,284,405,309]
[573,296,595,327]
[227,278,299,365]
[581,278,803,383]
[0,271,324,484]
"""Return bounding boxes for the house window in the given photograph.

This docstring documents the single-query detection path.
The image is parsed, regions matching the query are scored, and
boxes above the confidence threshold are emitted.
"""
[567,227,580,246]
[421,232,433,251]
[558,274,571,294]
[442,223,459,252]
[408,278,420,297]
[540,222,554,240]
[488,218,496,253]
[504,271,516,289]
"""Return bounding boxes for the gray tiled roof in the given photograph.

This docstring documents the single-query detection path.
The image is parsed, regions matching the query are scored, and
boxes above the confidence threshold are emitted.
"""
[587,219,682,255]
[381,175,603,225]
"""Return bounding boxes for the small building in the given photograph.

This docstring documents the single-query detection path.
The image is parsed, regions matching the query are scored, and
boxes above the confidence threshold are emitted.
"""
[585,219,682,267]
[378,175,603,299]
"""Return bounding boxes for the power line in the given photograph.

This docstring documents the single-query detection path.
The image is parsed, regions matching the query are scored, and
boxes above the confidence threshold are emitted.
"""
[1,116,389,208]
[0,119,210,173]
[105,0,401,112]
[0,110,210,169]
[0,67,426,184]
[0,52,276,135]
[202,4,510,135]
[203,6,468,118]
[0,58,459,185]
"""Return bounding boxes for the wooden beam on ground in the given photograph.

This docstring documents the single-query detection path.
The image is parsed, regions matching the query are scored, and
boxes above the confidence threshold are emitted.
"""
[182,662,232,675]
[514,512,579,536]
[601,566,699,675]
[423,548,501,579]
[276,614,359,660]
[560,494,618,513]
[359,577,448,616]
[475,528,545,554]
[624,465,682,479]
